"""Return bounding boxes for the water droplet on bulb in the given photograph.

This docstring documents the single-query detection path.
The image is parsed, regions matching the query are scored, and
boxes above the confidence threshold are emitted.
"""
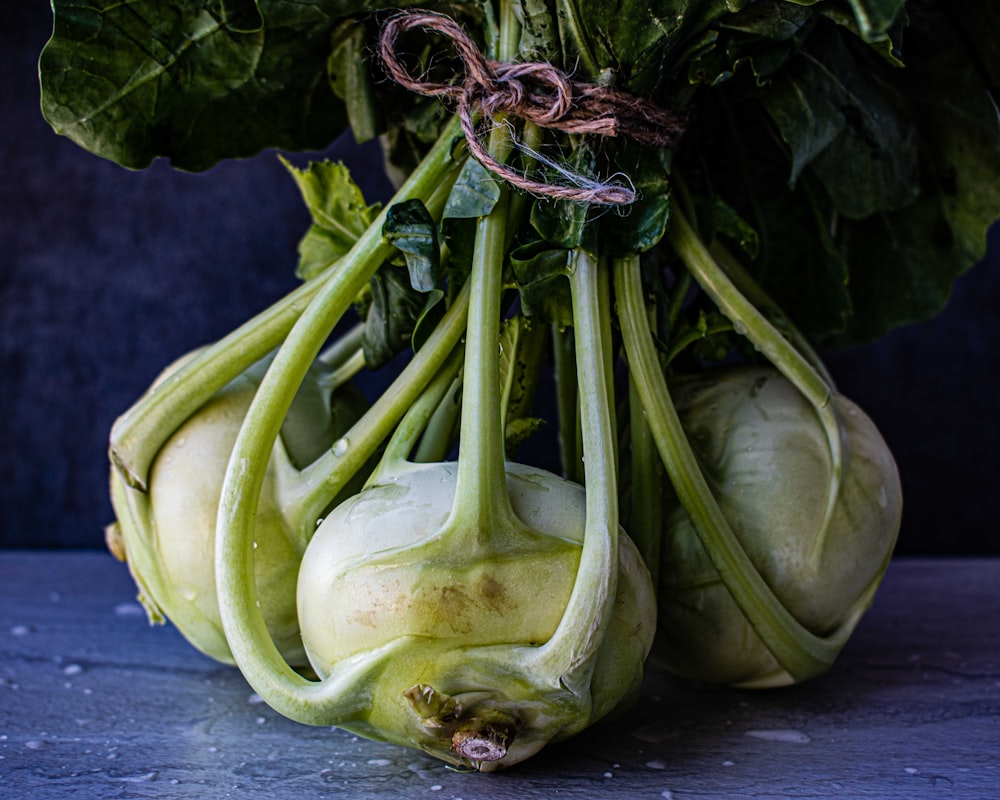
[333,438,349,457]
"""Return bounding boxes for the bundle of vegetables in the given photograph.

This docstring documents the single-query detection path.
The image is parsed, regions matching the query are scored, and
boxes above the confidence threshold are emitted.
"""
[40,0,1000,770]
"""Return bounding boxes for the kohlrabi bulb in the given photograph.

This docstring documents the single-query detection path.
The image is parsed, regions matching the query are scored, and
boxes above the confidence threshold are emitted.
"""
[110,351,367,665]
[296,460,656,769]
[653,366,902,687]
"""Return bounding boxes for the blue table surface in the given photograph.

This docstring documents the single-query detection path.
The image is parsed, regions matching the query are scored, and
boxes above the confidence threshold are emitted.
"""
[1,551,997,800]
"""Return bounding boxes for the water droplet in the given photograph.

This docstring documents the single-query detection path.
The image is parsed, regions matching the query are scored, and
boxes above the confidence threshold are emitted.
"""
[114,602,144,617]
[733,320,747,335]
[367,758,392,767]
[248,693,265,705]
[430,785,443,792]
[722,760,735,767]
[175,437,187,447]
[10,624,30,636]
[63,664,84,676]
[645,760,667,770]
[904,767,919,775]
[253,540,259,549]
[333,438,350,457]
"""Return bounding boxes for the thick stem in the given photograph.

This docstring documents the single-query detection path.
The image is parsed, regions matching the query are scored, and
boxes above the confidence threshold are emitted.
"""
[668,202,844,566]
[615,254,866,682]
[281,284,470,537]
[448,129,518,534]
[525,250,619,698]
[213,119,466,726]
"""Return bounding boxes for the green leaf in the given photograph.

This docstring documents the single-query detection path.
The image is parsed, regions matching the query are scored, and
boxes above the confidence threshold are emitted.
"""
[383,199,442,292]
[281,157,380,280]
[759,27,920,216]
[40,1,353,169]
[443,157,502,220]
[38,0,464,170]
[510,241,574,326]
[601,143,672,256]
[362,264,433,368]
[830,4,1000,342]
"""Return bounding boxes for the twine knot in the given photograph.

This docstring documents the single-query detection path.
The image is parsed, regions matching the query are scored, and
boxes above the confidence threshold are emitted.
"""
[379,11,685,206]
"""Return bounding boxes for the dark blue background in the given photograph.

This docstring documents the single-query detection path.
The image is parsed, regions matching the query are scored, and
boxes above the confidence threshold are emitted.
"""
[3,6,997,554]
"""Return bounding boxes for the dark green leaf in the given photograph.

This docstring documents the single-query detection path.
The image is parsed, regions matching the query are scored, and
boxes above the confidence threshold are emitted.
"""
[601,143,672,256]
[363,264,433,368]
[38,0,466,170]
[40,1,353,169]
[384,199,442,292]
[509,242,573,326]
[759,27,920,216]
[443,157,502,220]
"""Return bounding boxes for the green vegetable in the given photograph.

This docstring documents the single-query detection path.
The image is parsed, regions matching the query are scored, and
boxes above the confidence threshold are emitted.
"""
[651,366,901,687]
[108,346,370,665]
[39,0,1000,771]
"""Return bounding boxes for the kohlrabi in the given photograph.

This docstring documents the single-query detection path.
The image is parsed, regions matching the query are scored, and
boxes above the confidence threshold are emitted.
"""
[214,115,655,769]
[39,0,1000,774]
[651,365,901,687]
[108,346,370,665]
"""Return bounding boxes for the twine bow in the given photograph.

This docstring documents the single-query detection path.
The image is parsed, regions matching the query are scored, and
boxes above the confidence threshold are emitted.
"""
[379,11,685,206]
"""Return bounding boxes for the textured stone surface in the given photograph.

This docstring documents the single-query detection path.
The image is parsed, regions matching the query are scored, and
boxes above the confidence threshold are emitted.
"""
[1,552,997,799]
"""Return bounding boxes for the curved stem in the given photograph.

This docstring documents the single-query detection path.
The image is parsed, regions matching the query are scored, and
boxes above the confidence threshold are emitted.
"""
[282,284,471,536]
[615,254,857,682]
[526,250,619,697]
[369,345,465,478]
[214,119,466,726]
[110,277,328,491]
[668,202,844,566]
[111,117,464,492]
[708,238,836,389]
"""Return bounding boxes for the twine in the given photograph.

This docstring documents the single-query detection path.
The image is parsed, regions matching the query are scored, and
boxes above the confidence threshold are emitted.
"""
[379,11,685,206]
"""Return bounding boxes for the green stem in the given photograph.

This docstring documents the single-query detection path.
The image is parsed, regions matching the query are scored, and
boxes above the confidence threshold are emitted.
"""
[708,238,836,388]
[668,201,844,566]
[213,118,468,726]
[615,254,865,682]
[282,284,471,538]
[448,128,518,535]
[526,249,619,697]
[413,365,463,464]
[111,116,464,492]
[368,345,465,478]
[627,357,662,592]
[552,323,581,481]
[317,322,364,370]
